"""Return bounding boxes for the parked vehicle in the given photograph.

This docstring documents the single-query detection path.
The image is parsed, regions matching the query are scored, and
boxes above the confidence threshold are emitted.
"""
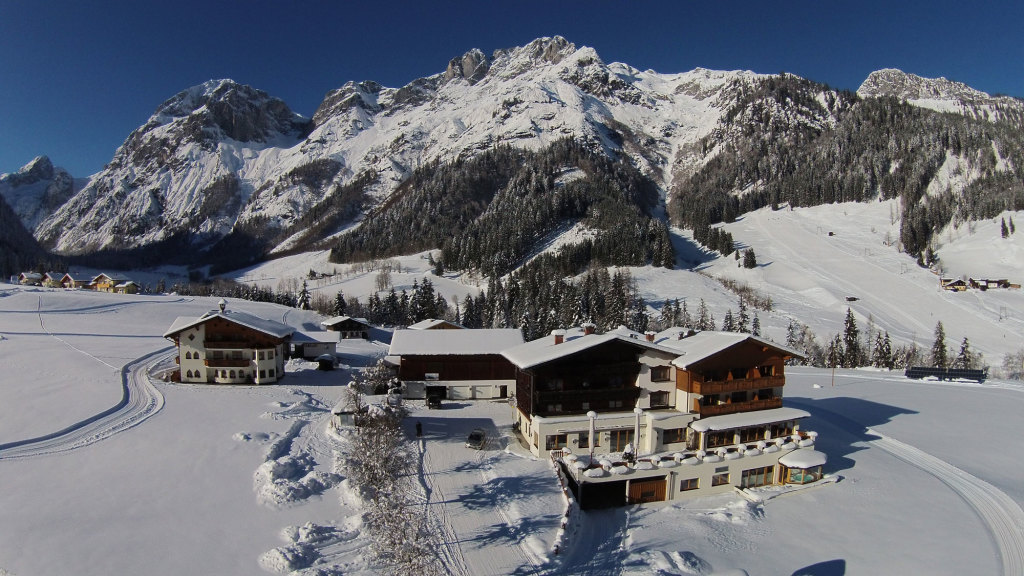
[466,428,487,450]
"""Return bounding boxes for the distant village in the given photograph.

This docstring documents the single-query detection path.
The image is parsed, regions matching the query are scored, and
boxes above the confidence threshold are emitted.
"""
[14,271,140,294]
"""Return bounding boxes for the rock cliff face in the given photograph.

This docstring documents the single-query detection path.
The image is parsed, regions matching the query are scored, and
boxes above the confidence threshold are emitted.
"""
[17,36,1023,269]
[0,156,80,232]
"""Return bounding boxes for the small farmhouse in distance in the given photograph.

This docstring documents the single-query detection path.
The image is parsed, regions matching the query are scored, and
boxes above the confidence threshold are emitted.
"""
[389,328,523,400]
[321,315,372,339]
[163,300,293,385]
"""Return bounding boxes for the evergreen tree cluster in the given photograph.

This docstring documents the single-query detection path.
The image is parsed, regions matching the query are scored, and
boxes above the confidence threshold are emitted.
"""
[328,139,672,277]
[670,74,1024,261]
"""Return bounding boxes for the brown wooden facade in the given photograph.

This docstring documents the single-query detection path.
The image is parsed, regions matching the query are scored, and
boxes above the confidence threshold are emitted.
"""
[515,339,646,418]
[675,339,790,417]
[398,354,515,382]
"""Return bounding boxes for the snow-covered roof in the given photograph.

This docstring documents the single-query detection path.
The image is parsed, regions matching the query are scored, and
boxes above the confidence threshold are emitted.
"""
[660,331,804,369]
[163,308,294,339]
[19,272,43,280]
[389,328,523,356]
[321,315,370,327]
[689,407,810,432]
[292,330,339,343]
[91,273,129,283]
[779,448,828,469]
[114,281,140,288]
[407,318,463,330]
[502,326,681,370]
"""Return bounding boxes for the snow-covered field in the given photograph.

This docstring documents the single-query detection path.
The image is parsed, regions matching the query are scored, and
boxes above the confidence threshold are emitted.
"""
[2,285,1024,575]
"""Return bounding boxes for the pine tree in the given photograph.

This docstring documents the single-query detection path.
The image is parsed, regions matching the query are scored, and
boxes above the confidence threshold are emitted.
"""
[737,299,750,333]
[297,280,311,310]
[842,308,861,367]
[826,334,843,368]
[1010,216,1016,234]
[953,337,974,369]
[1002,217,1009,238]
[721,309,736,332]
[696,299,713,331]
[751,313,761,336]
[743,248,757,269]
[334,290,348,316]
[930,321,948,368]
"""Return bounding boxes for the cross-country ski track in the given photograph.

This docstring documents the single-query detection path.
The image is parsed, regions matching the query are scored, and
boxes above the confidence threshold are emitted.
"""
[790,399,1024,576]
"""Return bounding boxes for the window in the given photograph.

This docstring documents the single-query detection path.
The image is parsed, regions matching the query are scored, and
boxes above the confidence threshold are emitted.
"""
[680,478,699,491]
[740,427,764,443]
[649,391,670,408]
[546,434,568,451]
[185,370,192,378]
[546,404,563,413]
[741,465,775,488]
[269,369,276,377]
[758,364,775,377]
[259,370,266,379]
[712,472,730,487]
[258,351,265,360]
[771,422,794,438]
[185,350,192,360]
[232,350,243,360]
[580,402,590,410]
[663,428,686,444]
[268,350,274,359]
[610,430,634,452]
[650,366,671,381]
[229,370,236,378]
[706,430,733,448]
[608,400,623,409]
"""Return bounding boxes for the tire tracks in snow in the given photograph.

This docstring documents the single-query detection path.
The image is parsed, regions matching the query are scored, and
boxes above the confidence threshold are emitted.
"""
[790,400,1024,576]
[0,347,169,459]
[418,438,471,576]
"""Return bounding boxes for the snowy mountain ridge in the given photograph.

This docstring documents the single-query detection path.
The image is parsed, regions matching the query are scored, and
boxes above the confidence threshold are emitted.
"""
[12,36,1023,268]
[858,68,1024,124]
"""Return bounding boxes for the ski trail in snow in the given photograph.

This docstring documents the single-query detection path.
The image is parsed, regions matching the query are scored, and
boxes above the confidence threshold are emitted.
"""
[418,438,471,576]
[477,452,544,574]
[36,295,120,371]
[790,400,1024,576]
[0,347,168,459]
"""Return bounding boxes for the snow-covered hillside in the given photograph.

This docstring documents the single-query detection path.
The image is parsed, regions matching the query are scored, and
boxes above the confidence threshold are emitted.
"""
[2,286,1023,575]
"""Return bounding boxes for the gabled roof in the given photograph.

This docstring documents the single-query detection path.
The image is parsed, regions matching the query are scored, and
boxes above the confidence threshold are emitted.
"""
[44,271,63,280]
[163,308,294,339]
[19,272,43,280]
[292,330,340,343]
[502,326,680,370]
[321,315,371,327]
[407,318,463,330]
[660,331,804,369]
[91,273,130,283]
[389,328,523,356]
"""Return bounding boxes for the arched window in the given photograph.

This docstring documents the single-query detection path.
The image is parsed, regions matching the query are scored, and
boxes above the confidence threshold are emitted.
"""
[229,370,236,378]
[185,350,192,360]
[185,370,193,378]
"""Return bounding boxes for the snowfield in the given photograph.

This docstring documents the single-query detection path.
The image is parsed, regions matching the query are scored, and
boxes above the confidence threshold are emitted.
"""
[2,285,1024,575]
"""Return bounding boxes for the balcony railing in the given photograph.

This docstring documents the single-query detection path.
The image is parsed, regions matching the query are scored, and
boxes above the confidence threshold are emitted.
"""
[699,397,782,417]
[205,358,252,368]
[694,375,784,395]
[204,341,251,350]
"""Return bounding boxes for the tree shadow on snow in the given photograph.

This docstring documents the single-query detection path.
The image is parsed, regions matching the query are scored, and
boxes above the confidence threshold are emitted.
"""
[669,230,718,269]
[785,397,918,475]
[792,558,846,576]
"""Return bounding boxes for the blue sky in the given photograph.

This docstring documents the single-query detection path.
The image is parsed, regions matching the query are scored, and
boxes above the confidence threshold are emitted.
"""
[2,0,1021,177]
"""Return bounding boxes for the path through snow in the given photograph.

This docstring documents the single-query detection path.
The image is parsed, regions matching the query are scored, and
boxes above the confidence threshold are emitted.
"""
[790,399,1024,576]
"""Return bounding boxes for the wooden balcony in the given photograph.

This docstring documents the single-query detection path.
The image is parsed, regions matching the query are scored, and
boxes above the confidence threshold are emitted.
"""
[699,397,782,417]
[205,341,251,350]
[693,375,784,395]
[205,358,252,368]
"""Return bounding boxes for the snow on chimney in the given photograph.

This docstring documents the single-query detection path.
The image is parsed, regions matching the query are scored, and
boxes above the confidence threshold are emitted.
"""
[645,331,656,342]
[218,299,227,313]
[582,323,596,336]
[552,329,565,345]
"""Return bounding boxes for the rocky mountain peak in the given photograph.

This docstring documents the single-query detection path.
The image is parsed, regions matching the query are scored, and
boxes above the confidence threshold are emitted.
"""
[444,48,490,84]
[858,68,990,102]
[3,155,55,185]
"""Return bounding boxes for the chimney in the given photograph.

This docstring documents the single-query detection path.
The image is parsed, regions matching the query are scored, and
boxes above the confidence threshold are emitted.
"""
[218,299,227,313]
[645,331,656,342]
[552,329,565,345]
[582,323,596,336]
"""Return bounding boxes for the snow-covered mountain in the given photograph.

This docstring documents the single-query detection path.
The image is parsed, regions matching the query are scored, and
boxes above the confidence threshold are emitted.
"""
[31,37,761,260]
[0,156,82,232]
[858,68,1024,125]
[15,37,1024,270]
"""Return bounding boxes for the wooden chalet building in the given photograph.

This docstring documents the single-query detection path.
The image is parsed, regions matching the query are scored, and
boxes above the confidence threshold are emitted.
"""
[502,326,826,507]
[18,272,43,285]
[91,273,131,293]
[407,318,464,330]
[163,300,293,385]
[389,328,523,400]
[321,315,372,339]
[59,272,90,289]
